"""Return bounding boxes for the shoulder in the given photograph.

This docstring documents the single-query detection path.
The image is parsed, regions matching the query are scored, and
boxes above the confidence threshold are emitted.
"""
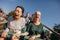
[8,16,13,21]
[39,23,44,29]
[21,17,26,23]
[21,17,25,20]
[40,23,43,26]
[28,23,34,26]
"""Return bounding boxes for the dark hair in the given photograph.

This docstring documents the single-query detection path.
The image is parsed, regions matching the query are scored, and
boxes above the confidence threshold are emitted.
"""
[0,8,5,14]
[15,6,24,13]
[15,6,24,17]
[0,8,3,13]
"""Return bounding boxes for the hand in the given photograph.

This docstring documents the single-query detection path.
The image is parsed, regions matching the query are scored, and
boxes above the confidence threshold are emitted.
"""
[15,33,21,38]
[36,34,41,38]
[0,30,4,32]
[12,34,17,39]
[12,33,21,39]
[21,32,29,36]
[29,38,34,40]
[1,31,7,38]
[29,35,36,40]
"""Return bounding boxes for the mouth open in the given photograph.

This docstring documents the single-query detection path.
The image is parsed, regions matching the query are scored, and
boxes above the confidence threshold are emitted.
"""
[15,14,19,16]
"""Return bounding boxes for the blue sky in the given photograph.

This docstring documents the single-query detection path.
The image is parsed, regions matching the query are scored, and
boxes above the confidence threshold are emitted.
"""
[0,0,60,29]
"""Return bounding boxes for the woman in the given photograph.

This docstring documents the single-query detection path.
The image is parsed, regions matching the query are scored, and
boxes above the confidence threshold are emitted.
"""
[25,11,44,40]
[0,6,28,40]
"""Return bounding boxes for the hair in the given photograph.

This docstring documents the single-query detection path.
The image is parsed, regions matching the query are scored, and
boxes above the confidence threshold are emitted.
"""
[0,8,6,14]
[15,6,24,17]
[26,12,30,14]
[26,12,30,17]
[32,13,34,16]
[0,8,4,13]
[35,11,41,15]
[0,9,2,13]
[34,11,41,22]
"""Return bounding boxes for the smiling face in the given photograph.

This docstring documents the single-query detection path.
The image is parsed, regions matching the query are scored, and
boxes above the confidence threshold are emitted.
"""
[14,7,23,19]
[35,11,41,18]
[34,11,41,22]
[35,11,41,19]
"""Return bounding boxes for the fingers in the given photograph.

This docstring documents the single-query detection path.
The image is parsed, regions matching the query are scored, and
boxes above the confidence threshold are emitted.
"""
[29,36,36,40]
[1,32,7,38]
[29,37,34,40]
[12,34,20,39]
[12,34,17,39]
[0,38,4,40]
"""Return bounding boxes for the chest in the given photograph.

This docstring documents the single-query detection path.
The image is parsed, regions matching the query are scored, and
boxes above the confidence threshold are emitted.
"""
[9,19,24,29]
[30,24,43,32]
[11,21,21,26]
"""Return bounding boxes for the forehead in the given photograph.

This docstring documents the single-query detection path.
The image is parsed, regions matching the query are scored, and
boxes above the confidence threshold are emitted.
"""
[16,7,22,11]
[35,11,41,15]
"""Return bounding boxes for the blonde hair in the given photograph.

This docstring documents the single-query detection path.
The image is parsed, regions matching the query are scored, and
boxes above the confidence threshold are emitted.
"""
[35,11,41,16]
[35,11,41,22]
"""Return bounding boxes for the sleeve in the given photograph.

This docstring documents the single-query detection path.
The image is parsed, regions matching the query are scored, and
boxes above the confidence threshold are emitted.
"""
[3,23,7,30]
[26,23,31,32]
[41,29,45,39]
[21,18,27,33]
[4,17,11,32]
[21,26,27,33]
[21,18,26,29]
[40,25,45,39]
[5,28,9,32]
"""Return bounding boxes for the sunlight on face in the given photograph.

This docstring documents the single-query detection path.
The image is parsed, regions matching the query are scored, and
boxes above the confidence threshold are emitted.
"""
[14,7,22,19]
[32,11,41,22]
[35,11,41,19]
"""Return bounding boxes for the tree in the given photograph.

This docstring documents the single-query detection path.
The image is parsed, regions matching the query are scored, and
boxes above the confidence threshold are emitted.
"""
[50,24,60,40]
[44,30,50,40]
[8,10,14,17]
[53,24,60,33]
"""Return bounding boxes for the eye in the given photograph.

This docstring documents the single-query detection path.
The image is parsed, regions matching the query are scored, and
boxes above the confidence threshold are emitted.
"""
[0,11,2,13]
[15,10,19,13]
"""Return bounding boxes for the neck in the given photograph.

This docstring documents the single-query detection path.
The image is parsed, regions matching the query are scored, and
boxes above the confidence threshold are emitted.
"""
[34,20,40,25]
[14,16,21,20]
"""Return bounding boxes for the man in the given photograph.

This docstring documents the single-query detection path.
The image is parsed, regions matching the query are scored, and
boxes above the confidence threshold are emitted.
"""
[24,11,44,40]
[0,6,28,40]
[25,12,32,25]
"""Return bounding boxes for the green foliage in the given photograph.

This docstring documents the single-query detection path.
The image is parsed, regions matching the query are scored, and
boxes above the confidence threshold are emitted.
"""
[8,10,14,17]
[50,24,60,40]
[53,24,60,33]
[45,30,50,36]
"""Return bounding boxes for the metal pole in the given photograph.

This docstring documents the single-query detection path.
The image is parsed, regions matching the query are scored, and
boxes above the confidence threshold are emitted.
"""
[42,23,60,37]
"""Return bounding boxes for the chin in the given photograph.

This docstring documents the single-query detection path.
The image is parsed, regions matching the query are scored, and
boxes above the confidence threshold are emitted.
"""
[36,17,39,18]
[15,16,19,18]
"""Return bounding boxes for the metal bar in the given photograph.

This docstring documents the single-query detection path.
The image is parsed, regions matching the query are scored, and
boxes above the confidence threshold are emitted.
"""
[42,23,60,37]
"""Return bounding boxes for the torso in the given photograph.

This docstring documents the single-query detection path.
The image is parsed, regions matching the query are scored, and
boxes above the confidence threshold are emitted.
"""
[27,23,43,35]
[8,16,26,33]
